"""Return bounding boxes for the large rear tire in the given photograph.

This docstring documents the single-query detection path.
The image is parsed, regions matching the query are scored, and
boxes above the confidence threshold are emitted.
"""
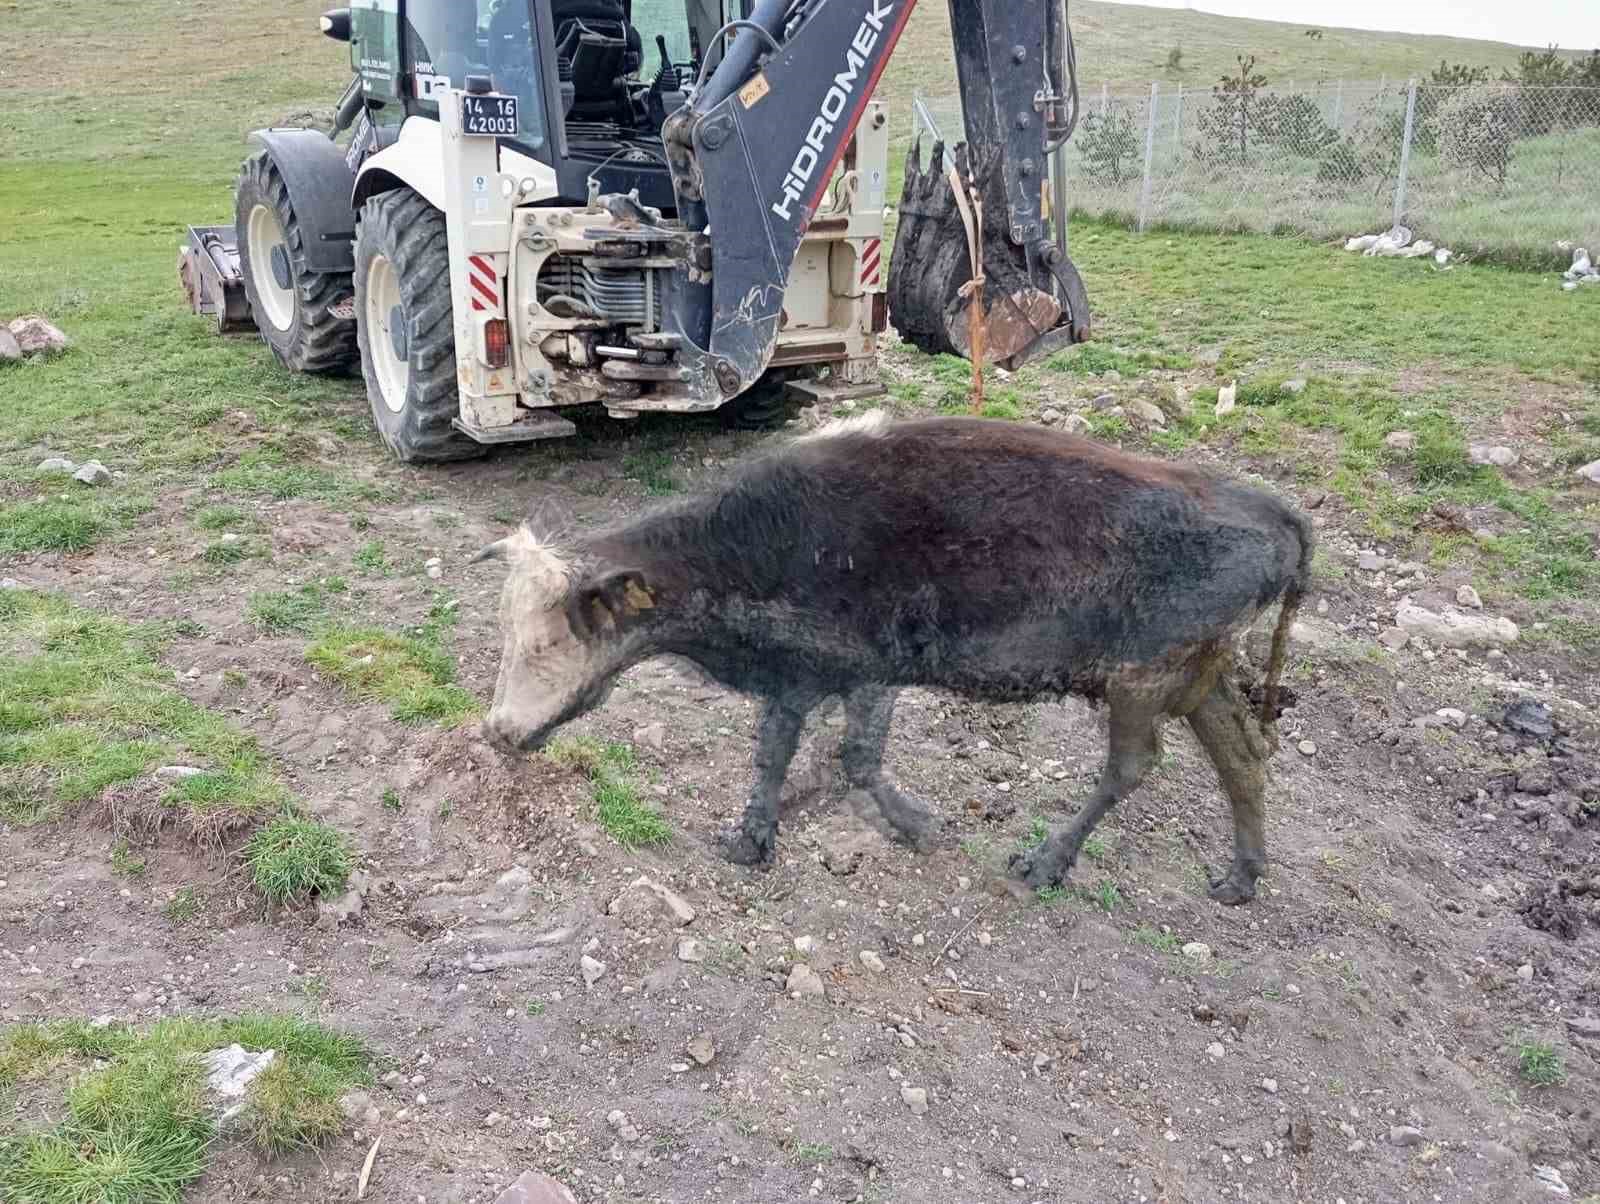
[235,152,357,374]
[353,189,482,463]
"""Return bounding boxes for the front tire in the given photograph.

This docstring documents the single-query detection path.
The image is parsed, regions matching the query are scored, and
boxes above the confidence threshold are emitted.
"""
[353,188,482,463]
[235,152,357,374]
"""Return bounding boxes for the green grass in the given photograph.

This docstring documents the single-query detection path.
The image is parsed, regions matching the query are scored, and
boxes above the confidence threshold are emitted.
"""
[0,589,290,835]
[1018,815,1049,851]
[1515,1037,1566,1088]
[548,736,671,849]
[621,447,679,496]
[1132,925,1182,953]
[192,504,252,532]
[0,1014,370,1202]
[791,1141,835,1165]
[305,625,478,725]
[353,540,388,573]
[245,816,353,905]
[246,585,330,635]
[164,887,203,923]
[379,787,401,812]
[0,498,112,554]
[110,840,147,878]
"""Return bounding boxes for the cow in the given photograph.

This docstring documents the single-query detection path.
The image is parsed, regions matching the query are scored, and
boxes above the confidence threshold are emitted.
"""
[474,413,1313,905]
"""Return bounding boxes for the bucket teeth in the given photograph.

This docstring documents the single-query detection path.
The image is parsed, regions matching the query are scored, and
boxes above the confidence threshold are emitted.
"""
[887,141,1090,367]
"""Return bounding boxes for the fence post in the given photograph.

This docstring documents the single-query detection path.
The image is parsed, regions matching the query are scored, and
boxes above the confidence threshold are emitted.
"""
[1332,78,1343,129]
[1100,82,1108,116]
[1393,78,1418,229]
[1137,82,1159,233]
[1173,82,1183,154]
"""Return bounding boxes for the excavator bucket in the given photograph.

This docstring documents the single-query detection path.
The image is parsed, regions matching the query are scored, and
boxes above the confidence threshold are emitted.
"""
[888,141,1090,370]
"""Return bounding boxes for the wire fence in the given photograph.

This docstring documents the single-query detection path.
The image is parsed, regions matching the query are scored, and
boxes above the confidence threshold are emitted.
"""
[914,81,1600,268]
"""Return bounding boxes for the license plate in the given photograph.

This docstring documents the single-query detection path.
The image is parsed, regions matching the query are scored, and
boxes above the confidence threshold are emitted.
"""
[461,94,518,137]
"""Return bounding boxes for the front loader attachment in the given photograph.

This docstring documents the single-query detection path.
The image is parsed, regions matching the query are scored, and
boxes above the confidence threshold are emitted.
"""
[888,140,1090,370]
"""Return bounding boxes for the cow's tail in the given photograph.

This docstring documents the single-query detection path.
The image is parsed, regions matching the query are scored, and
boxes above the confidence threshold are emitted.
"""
[1259,510,1316,731]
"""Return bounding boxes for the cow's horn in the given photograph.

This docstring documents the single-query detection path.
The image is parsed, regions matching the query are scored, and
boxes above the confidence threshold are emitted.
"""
[469,539,509,565]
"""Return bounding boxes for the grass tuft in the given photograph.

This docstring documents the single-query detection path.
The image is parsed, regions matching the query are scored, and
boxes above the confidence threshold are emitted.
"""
[246,585,329,635]
[0,499,111,554]
[305,625,477,725]
[1516,1037,1566,1087]
[244,816,352,905]
[548,736,670,848]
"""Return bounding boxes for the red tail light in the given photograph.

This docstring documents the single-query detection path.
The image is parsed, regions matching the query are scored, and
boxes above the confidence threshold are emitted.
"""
[871,292,888,333]
[485,319,509,368]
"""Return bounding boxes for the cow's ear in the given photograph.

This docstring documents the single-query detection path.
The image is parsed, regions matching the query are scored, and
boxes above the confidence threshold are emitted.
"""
[572,568,655,639]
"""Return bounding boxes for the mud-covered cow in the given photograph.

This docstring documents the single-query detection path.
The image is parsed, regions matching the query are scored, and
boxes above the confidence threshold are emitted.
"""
[475,413,1312,904]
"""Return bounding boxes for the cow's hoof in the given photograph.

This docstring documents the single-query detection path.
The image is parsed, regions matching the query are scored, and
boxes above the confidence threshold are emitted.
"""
[720,826,775,868]
[1009,849,1065,891]
[1207,875,1256,906]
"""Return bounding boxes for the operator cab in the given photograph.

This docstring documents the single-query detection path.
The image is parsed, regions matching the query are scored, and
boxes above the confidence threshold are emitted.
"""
[339,0,700,209]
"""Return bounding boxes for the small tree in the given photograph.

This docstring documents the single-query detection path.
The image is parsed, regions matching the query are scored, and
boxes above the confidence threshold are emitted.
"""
[1198,55,1269,163]
[1255,93,1340,157]
[1437,87,1519,187]
[1077,105,1141,185]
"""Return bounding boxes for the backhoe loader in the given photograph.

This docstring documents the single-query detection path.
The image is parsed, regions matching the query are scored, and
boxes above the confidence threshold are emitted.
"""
[179,0,1089,462]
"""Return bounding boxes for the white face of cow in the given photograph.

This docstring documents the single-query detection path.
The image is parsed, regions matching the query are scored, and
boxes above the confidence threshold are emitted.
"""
[481,529,601,753]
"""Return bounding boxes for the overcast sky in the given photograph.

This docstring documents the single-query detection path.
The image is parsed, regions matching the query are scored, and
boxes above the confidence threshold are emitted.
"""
[1102,0,1600,50]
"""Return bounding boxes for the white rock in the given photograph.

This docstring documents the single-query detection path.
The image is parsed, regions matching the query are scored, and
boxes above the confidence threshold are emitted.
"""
[633,722,667,751]
[1389,1125,1424,1147]
[1181,942,1212,962]
[1456,584,1483,609]
[203,1044,276,1100]
[858,950,886,974]
[1396,601,1518,648]
[0,327,20,362]
[1435,708,1467,729]
[1262,1078,1278,1094]
[580,954,607,987]
[1062,414,1092,436]
[900,1085,929,1116]
[1468,443,1519,469]
[1517,963,1534,982]
[685,1035,716,1066]
[1575,460,1600,487]
[36,457,76,473]
[1214,382,1237,417]
[73,461,111,487]
[676,938,707,964]
[1384,431,1416,451]
[787,963,826,999]
[153,765,206,781]
[1127,399,1167,428]
[1297,740,1317,756]
[8,315,70,356]
[793,936,816,954]
[1281,378,1307,395]
[1206,1042,1225,1059]
[1434,247,1452,265]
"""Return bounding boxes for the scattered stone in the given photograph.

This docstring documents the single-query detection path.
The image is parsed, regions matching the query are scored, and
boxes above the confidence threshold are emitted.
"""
[425,556,443,580]
[1563,1017,1600,1041]
[793,935,817,955]
[1170,386,1193,417]
[1389,1125,1424,1147]
[1532,1166,1570,1197]
[492,1170,579,1204]
[1517,963,1535,982]
[900,1085,929,1116]
[1383,431,1416,451]
[977,931,992,948]
[1297,740,1317,757]
[787,963,826,999]
[685,1035,716,1066]
[1358,551,1387,572]
[315,869,369,930]
[1396,601,1518,648]
[608,876,696,926]
[1214,382,1237,417]
[1206,1042,1225,1059]
[1127,399,1167,428]
[0,327,20,363]
[1435,708,1467,729]
[579,955,607,988]
[1501,699,1552,739]
[339,1090,380,1128]
[1089,392,1118,412]
[1062,414,1092,436]
[153,765,206,781]
[1576,460,1600,487]
[1469,443,1519,469]
[35,456,76,472]
[0,579,19,591]
[203,1045,276,1129]
[1181,942,1213,962]
[1197,346,1223,366]
[73,460,111,487]
[821,829,870,876]
[1281,378,1307,395]
[1290,1113,1314,1153]
[1261,1078,1278,1094]
[677,938,707,963]
[858,950,886,974]
[1039,407,1064,427]
[1456,584,1483,609]
[8,315,70,356]
[1377,627,1410,651]
[633,722,667,752]
[606,1110,641,1143]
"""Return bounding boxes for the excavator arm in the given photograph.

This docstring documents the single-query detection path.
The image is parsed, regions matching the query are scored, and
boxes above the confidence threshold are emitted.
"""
[661,0,1089,402]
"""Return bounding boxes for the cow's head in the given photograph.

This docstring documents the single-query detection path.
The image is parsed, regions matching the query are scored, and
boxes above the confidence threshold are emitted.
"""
[473,527,656,754]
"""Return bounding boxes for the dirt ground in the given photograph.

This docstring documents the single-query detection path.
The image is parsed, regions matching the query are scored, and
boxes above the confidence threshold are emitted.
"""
[3,348,1599,1204]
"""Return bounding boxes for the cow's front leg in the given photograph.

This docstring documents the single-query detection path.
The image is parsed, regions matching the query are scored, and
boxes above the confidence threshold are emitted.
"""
[843,685,941,850]
[721,694,816,867]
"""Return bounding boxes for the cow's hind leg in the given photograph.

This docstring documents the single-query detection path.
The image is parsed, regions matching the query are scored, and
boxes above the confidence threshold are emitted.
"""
[1011,693,1163,891]
[842,685,940,850]
[1186,674,1272,905]
[721,693,816,867]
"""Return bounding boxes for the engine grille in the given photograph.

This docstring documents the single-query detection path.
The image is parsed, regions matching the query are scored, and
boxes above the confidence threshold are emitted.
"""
[537,259,653,326]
